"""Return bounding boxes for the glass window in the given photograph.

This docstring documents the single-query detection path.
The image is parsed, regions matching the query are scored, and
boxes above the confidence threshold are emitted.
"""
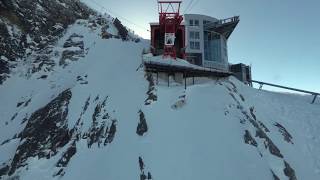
[195,32,200,39]
[190,31,195,39]
[189,20,193,26]
[194,20,199,26]
[190,41,200,50]
[204,32,222,62]
[190,41,194,49]
[194,42,200,49]
[190,31,199,39]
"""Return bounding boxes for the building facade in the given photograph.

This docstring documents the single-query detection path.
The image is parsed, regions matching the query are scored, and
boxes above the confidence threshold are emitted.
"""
[150,14,239,71]
[184,14,239,71]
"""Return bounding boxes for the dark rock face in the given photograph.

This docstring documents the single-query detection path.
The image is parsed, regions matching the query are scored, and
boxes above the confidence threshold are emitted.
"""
[275,123,293,144]
[138,156,152,180]
[255,127,283,158]
[113,18,128,40]
[244,130,257,147]
[56,141,77,168]
[145,73,157,105]
[0,59,10,84]
[54,141,77,177]
[77,96,118,148]
[271,170,280,180]
[0,0,94,84]
[60,33,85,66]
[0,89,72,177]
[136,110,148,136]
[224,81,298,179]
[284,160,297,180]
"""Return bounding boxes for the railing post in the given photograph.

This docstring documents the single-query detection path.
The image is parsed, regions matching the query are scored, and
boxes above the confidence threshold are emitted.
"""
[311,94,318,104]
[259,83,263,90]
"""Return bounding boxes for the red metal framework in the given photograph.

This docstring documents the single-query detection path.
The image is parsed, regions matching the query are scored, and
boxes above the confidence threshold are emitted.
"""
[158,1,183,59]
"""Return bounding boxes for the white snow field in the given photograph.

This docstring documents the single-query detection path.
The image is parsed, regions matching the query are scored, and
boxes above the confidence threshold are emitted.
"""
[0,14,320,180]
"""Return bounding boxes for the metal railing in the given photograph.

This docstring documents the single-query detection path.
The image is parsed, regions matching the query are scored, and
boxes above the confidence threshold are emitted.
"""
[250,80,319,104]
[204,16,239,29]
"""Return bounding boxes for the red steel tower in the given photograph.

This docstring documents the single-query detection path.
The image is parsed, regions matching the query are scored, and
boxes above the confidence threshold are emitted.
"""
[158,1,183,59]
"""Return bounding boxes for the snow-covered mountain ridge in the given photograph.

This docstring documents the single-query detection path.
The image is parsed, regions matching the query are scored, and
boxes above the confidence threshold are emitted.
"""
[1,1,320,180]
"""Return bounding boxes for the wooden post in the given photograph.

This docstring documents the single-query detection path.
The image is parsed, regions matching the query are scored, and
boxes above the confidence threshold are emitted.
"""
[311,94,318,104]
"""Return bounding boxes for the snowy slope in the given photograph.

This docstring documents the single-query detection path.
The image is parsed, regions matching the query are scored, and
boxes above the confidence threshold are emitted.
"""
[1,8,320,180]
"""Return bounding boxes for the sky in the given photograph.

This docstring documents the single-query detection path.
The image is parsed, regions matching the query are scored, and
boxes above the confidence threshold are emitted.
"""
[82,0,320,93]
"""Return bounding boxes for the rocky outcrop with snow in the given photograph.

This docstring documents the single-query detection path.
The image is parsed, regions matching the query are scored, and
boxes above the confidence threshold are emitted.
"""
[1,1,320,180]
[0,0,96,84]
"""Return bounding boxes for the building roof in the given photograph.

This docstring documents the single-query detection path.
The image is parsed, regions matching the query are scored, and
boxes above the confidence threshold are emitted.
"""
[150,22,185,26]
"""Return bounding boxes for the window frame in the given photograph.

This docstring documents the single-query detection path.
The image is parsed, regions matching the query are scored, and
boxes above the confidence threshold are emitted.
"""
[194,20,199,26]
[189,20,194,26]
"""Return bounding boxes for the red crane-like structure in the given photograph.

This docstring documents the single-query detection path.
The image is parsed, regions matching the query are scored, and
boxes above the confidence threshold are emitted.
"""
[158,1,183,59]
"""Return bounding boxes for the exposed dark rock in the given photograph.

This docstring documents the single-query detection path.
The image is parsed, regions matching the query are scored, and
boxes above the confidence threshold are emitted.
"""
[244,130,257,147]
[4,89,72,177]
[258,121,270,132]
[77,75,89,84]
[10,112,18,121]
[145,73,157,105]
[113,18,128,40]
[56,141,76,167]
[239,94,245,102]
[101,24,112,39]
[138,157,152,180]
[255,128,283,158]
[1,139,11,146]
[60,49,84,66]
[87,98,107,147]
[104,120,117,145]
[139,156,144,171]
[0,165,9,177]
[275,123,293,144]
[140,172,147,180]
[229,92,241,106]
[16,102,24,107]
[0,59,10,84]
[24,98,31,107]
[38,75,48,79]
[53,168,65,177]
[81,96,117,148]
[54,141,77,177]
[227,80,237,89]
[283,160,297,180]
[229,94,283,158]
[249,107,257,120]
[136,110,148,136]
[83,96,90,113]
[63,33,84,48]
[271,170,280,180]
[0,0,95,84]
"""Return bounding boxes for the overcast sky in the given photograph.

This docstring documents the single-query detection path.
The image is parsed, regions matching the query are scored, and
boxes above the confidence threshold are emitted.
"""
[82,0,320,93]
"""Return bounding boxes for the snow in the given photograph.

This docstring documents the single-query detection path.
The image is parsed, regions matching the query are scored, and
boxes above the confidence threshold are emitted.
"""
[1,13,320,180]
[143,54,230,73]
[0,56,8,62]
